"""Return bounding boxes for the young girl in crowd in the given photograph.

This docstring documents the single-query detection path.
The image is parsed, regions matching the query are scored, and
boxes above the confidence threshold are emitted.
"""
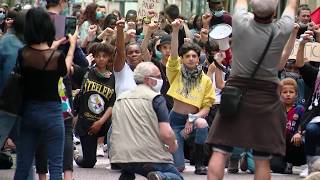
[14,7,78,180]
[73,42,115,168]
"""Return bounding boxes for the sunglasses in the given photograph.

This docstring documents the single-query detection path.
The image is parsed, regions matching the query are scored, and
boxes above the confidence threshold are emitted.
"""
[0,11,5,14]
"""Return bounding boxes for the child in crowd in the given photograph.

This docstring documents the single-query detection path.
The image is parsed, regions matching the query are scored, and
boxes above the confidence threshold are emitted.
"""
[73,42,115,168]
[279,78,306,174]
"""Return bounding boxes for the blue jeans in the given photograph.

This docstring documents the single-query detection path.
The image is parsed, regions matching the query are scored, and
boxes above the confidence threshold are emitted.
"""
[0,111,17,148]
[305,122,320,156]
[14,101,65,180]
[169,111,208,169]
[118,163,183,180]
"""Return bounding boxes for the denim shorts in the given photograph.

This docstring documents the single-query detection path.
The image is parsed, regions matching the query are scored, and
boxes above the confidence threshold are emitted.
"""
[212,144,272,160]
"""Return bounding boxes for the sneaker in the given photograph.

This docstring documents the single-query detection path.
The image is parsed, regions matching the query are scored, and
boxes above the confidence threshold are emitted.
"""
[228,158,239,174]
[96,144,104,157]
[147,172,163,180]
[300,167,309,178]
[194,166,207,175]
[305,172,320,180]
[73,134,80,145]
[110,163,121,171]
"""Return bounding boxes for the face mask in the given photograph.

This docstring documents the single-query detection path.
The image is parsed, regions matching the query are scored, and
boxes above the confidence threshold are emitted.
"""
[0,12,6,23]
[211,9,224,17]
[155,50,163,61]
[149,77,163,93]
[96,12,104,20]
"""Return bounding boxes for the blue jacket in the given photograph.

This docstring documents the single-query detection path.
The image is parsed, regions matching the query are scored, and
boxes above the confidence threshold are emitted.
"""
[0,32,23,92]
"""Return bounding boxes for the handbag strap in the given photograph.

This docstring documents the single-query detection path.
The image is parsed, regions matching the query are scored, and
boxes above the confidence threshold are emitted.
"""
[42,50,55,70]
[250,25,275,79]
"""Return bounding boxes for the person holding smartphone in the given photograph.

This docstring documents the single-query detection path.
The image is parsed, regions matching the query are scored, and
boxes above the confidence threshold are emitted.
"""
[34,1,88,180]
[14,8,78,180]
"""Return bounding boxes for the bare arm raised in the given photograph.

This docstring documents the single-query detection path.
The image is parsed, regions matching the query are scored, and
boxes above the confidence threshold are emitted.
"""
[114,20,126,72]
[283,0,298,17]
[170,19,183,59]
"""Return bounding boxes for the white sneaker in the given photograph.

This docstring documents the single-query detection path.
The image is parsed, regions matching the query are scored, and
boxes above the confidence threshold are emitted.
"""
[73,134,80,145]
[300,167,309,178]
[97,144,104,157]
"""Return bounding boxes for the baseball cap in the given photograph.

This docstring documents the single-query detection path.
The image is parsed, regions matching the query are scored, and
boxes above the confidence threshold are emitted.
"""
[156,34,172,50]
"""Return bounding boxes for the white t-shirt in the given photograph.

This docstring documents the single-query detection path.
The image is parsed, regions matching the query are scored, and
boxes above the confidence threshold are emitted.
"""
[114,63,137,98]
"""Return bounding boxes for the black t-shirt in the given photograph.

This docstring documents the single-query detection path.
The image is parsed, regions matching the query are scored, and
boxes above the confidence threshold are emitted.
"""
[299,63,317,106]
[298,63,320,129]
[152,60,174,111]
[75,68,116,136]
[152,95,169,123]
[20,47,67,102]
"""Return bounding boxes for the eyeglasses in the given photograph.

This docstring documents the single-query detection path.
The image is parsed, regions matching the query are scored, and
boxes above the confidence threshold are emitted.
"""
[148,76,162,80]
[0,11,5,14]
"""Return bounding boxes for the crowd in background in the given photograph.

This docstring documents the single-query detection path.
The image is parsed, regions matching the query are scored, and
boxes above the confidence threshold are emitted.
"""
[0,0,320,180]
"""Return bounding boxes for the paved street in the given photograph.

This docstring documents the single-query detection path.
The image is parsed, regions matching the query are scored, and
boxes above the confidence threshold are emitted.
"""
[0,145,304,180]
[0,160,303,180]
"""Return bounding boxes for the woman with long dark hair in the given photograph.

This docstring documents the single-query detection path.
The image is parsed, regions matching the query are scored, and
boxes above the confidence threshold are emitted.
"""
[14,8,78,180]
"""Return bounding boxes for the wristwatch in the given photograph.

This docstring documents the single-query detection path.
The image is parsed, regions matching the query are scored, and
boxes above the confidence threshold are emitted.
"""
[188,114,199,123]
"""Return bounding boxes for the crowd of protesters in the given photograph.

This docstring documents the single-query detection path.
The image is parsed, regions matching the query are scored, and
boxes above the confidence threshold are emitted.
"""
[1,0,320,180]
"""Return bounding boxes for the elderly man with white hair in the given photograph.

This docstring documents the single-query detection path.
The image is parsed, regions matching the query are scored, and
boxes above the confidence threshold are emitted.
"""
[206,0,298,180]
[109,62,183,180]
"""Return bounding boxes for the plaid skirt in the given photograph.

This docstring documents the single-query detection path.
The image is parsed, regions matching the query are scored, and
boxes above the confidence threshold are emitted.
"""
[206,76,286,155]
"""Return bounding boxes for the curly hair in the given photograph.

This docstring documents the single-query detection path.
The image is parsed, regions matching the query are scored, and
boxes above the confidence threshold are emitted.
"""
[179,42,202,57]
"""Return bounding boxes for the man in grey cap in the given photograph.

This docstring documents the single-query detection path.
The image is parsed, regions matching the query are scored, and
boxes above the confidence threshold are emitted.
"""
[206,0,298,180]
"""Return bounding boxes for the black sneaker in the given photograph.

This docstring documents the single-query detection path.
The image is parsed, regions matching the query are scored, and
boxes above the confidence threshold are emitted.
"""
[110,163,121,171]
[195,166,207,175]
[147,172,163,180]
[228,158,239,174]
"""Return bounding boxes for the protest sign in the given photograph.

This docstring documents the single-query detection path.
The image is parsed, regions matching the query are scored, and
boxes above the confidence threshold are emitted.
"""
[289,41,320,62]
[137,0,164,20]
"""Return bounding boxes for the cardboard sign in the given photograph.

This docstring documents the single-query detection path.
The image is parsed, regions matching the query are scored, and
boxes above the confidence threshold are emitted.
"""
[137,0,164,20]
[289,41,320,62]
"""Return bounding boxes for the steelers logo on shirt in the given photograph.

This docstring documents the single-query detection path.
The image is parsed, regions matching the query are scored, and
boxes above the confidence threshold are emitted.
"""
[88,94,105,114]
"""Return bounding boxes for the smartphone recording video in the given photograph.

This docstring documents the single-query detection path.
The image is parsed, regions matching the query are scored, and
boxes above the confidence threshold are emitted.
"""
[65,16,77,37]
